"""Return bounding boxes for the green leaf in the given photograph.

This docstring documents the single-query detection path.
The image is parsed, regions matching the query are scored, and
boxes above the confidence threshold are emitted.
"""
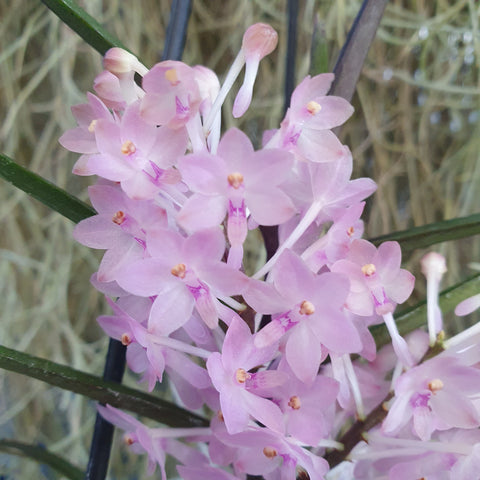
[0,344,208,428]
[0,439,84,480]
[371,272,480,349]
[40,0,128,55]
[0,153,95,223]
[369,213,480,253]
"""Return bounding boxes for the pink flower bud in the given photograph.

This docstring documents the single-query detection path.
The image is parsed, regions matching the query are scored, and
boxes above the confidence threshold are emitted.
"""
[232,24,279,118]
[421,252,447,282]
[103,47,148,76]
[242,23,278,60]
[103,48,139,74]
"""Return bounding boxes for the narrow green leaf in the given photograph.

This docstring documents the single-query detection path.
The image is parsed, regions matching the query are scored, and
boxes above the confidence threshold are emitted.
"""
[0,153,95,223]
[0,439,84,480]
[371,272,480,349]
[40,0,128,55]
[370,213,480,253]
[0,345,208,428]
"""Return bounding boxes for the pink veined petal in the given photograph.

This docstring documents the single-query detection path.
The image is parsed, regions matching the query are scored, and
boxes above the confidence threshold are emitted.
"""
[94,119,122,155]
[333,177,378,209]
[115,258,171,296]
[59,127,97,154]
[220,387,250,434]
[455,294,480,316]
[246,188,296,226]
[178,153,228,195]
[127,342,149,374]
[241,149,293,185]
[145,343,166,387]
[347,239,377,265]
[243,279,290,314]
[121,171,161,200]
[177,194,227,232]
[145,229,184,260]
[221,316,254,371]
[310,309,363,354]
[149,125,188,168]
[87,153,134,181]
[296,128,347,163]
[72,154,93,176]
[97,239,143,283]
[184,227,226,264]
[205,352,227,393]
[88,184,125,213]
[97,404,143,431]
[385,268,415,304]
[200,262,249,297]
[287,408,329,446]
[217,128,255,172]
[412,405,435,441]
[290,74,334,107]
[272,249,315,303]
[121,102,158,152]
[375,241,402,280]
[97,315,131,341]
[136,428,167,479]
[307,154,352,200]
[148,286,194,336]
[382,393,413,435]
[163,438,210,468]
[443,363,480,393]
[305,95,354,130]
[241,389,285,434]
[195,290,219,329]
[430,390,480,429]
[140,92,176,126]
[73,215,126,249]
[286,323,322,384]
[167,368,205,410]
[164,349,211,389]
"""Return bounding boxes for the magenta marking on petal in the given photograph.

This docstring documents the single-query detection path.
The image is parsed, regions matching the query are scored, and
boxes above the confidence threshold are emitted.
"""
[175,96,189,115]
[372,287,394,315]
[134,237,146,250]
[273,311,298,331]
[186,280,210,301]
[410,392,431,408]
[282,125,301,148]
[142,160,166,186]
[149,160,164,181]
[228,198,246,219]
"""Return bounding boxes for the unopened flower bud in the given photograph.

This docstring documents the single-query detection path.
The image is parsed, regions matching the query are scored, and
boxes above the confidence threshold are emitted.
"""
[421,252,447,282]
[104,48,144,75]
[242,23,278,60]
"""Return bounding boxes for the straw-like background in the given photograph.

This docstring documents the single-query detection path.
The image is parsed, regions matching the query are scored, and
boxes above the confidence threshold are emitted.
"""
[1,0,479,477]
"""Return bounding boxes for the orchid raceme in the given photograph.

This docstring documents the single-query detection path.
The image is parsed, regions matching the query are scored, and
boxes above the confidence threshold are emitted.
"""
[58,22,480,480]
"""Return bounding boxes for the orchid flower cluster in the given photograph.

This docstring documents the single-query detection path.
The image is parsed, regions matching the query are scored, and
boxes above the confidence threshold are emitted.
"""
[60,23,480,480]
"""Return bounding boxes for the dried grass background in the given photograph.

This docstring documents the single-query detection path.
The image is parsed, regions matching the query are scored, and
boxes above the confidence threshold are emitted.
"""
[0,0,479,478]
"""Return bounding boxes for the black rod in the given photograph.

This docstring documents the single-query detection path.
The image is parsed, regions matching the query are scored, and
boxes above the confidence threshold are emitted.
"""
[84,1,194,478]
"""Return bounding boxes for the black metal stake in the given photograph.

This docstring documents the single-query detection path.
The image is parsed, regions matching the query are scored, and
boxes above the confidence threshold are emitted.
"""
[84,2,193,478]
